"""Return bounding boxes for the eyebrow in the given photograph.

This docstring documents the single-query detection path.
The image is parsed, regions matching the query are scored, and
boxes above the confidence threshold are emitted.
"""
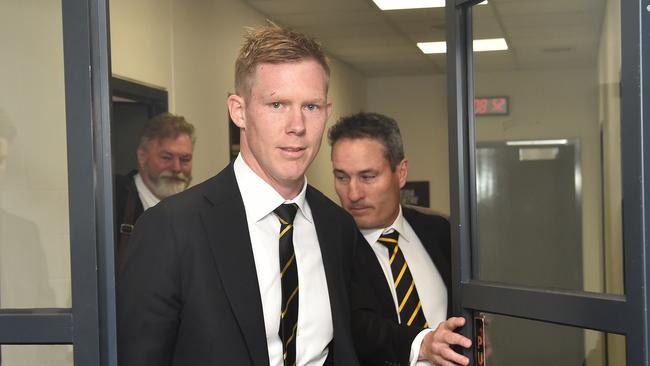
[333,168,376,175]
[358,169,378,175]
[307,98,327,105]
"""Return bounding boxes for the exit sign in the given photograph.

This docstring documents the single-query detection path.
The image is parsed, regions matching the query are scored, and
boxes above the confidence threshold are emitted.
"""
[474,96,509,116]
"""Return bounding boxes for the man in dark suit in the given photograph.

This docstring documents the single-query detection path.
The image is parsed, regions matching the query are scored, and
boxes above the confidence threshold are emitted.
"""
[114,112,194,266]
[118,25,362,366]
[329,112,472,366]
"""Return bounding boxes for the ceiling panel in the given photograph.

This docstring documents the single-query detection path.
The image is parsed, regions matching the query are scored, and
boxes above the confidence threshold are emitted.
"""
[242,0,607,77]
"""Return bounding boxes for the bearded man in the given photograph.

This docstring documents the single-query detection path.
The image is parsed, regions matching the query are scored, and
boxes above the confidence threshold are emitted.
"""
[115,112,195,268]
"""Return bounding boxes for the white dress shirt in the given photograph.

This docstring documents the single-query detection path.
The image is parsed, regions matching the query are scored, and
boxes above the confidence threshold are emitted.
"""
[133,173,160,210]
[361,206,448,366]
[234,155,333,366]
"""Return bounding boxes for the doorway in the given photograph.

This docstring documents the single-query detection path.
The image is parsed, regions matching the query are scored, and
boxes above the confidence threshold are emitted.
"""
[111,76,168,176]
[447,0,642,364]
[475,140,584,365]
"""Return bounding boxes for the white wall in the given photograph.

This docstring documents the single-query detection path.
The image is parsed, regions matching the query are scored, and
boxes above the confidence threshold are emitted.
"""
[110,0,368,196]
[367,75,450,215]
[110,0,174,100]
[0,1,74,364]
[0,1,70,309]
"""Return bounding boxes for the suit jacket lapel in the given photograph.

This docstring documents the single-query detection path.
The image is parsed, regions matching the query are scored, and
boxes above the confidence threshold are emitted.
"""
[403,207,453,316]
[307,187,352,363]
[352,228,399,322]
[199,164,269,366]
[307,188,341,327]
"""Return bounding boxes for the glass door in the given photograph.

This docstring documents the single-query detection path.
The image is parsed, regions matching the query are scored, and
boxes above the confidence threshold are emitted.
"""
[0,0,116,365]
[446,0,647,364]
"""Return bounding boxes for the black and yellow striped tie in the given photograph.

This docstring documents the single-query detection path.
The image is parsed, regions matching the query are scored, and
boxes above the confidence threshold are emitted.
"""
[274,203,299,366]
[378,230,428,329]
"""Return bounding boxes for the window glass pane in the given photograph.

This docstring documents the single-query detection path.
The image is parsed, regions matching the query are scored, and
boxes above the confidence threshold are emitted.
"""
[471,0,623,294]
[1,345,73,366]
[0,1,71,307]
[478,312,625,366]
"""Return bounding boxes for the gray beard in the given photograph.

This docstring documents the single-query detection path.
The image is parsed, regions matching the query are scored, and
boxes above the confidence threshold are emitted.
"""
[148,171,190,199]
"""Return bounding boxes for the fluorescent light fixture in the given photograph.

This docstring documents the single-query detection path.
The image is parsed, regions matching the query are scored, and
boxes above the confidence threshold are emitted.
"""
[418,41,447,54]
[474,38,508,52]
[417,38,507,54]
[506,139,569,146]
[373,0,486,10]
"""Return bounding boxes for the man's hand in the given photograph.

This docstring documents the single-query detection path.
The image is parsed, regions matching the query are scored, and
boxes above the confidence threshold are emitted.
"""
[418,317,472,366]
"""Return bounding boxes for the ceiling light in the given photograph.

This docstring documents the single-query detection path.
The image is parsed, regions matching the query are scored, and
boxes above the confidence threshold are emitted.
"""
[474,38,508,52]
[418,38,507,54]
[417,41,447,54]
[373,0,486,10]
[506,139,569,146]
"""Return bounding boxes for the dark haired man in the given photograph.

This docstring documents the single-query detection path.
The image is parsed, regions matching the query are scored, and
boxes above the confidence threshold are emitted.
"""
[329,112,472,366]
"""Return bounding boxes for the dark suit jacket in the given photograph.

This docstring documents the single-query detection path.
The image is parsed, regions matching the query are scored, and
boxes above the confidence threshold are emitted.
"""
[351,206,452,366]
[117,163,361,366]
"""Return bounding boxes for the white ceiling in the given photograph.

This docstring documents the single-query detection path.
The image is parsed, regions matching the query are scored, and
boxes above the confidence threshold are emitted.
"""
[243,0,607,77]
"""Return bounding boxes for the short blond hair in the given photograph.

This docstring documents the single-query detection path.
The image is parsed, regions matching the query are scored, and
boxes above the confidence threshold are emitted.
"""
[234,25,330,98]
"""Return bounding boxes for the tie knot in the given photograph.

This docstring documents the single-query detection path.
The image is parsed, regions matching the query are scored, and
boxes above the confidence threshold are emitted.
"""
[274,203,299,224]
[378,230,399,248]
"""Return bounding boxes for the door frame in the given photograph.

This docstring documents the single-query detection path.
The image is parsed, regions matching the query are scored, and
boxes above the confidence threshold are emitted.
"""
[64,0,116,364]
[446,0,649,364]
[0,0,120,365]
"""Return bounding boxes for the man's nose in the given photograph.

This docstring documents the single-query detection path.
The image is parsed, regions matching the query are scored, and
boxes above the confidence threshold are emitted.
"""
[170,158,182,173]
[287,108,307,135]
[348,180,364,202]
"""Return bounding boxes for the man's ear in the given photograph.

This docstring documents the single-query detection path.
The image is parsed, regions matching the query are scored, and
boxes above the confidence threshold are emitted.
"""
[228,94,246,129]
[136,146,147,168]
[397,159,408,189]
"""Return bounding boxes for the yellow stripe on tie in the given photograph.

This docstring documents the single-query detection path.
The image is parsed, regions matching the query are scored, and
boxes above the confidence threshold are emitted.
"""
[278,216,289,225]
[281,287,299,318]
[280,254,295,278]
[406,302,423,326]
[378,237,398,244]
[285,323,298,346]
[389,245,399,265]
[394,263,408,288]
[279,224,293,238]
[398,281,416,312]
[423,321,429,328]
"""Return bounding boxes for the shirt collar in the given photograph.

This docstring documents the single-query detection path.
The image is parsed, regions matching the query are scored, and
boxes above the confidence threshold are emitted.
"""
[360,205,411,245]
[134,173,160,210]
[233,154,312,223]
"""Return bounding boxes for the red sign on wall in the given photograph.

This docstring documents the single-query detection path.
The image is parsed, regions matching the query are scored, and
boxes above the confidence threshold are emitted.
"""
[474,96,509,116]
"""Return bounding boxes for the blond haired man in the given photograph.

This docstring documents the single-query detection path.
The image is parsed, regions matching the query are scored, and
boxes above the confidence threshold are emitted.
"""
[118,25,363,366]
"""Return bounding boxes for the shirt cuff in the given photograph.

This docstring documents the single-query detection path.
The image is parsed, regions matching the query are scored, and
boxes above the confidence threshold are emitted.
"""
[409,328,434,366]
